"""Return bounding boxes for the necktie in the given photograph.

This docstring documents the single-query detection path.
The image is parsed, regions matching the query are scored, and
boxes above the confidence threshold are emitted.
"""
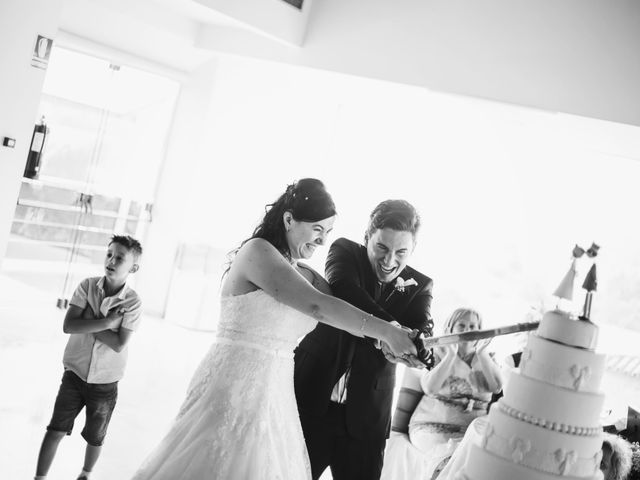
[374,281,383,302]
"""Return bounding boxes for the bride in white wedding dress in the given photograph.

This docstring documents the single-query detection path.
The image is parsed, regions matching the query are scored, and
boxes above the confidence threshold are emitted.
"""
[130,178,418,480]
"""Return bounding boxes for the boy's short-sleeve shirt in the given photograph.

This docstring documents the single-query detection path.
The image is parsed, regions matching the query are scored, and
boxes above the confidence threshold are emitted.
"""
[63,276,142,384]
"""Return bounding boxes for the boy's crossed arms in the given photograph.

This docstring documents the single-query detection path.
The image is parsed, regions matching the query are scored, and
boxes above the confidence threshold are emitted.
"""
[64,304,133,353]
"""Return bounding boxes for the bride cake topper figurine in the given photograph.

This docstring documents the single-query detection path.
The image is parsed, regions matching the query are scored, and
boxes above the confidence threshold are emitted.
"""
[553,244,586,305]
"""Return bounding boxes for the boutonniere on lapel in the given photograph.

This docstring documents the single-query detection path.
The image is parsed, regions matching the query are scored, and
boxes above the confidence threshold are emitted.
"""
[385,277,418,301]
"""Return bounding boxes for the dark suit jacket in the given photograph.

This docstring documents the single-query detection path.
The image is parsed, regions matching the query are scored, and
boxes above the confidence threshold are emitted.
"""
[294,237,434,440]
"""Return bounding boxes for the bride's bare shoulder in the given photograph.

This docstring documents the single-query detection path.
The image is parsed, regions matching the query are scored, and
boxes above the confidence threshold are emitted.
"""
[236,238,278,258]
[223,239,288,296]
[222,239,271,296]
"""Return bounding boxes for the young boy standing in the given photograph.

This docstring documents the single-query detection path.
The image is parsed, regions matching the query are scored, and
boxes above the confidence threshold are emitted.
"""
[34,235,143,480]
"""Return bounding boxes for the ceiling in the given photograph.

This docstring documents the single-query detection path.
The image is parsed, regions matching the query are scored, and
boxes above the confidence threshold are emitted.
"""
[56,0,640,127]
[148,0,254,29]
[57,0,281,72]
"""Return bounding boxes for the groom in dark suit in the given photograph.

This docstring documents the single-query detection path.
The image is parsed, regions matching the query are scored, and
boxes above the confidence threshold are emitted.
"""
[294,199,435,480]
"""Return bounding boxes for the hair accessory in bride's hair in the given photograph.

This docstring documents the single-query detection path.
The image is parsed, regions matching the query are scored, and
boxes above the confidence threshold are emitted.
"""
[288,178,336,222]
[291,182,310,202]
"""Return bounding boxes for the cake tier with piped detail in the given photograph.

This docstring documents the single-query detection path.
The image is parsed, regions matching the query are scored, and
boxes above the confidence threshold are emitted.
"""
[479,401,603,477]
[502,373,605,429]
[537,310,599,350]
[519,334,605,393]
[461,444,603,480]
[462,309,605,480]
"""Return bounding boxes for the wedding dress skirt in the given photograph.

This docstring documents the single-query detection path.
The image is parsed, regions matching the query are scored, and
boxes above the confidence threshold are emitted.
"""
[131,290,316,480]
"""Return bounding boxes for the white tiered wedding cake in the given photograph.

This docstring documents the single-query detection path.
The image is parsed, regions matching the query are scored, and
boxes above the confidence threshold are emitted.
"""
[460,309,606,480]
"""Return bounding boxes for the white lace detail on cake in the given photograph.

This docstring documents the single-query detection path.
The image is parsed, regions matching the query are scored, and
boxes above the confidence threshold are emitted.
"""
[480,423,494,448]
[554,448,578,475]
[509,437,531,463]
[519,347,596,392]
[482,424,602,476]
[569,365,592,391]
[499,402,601,436]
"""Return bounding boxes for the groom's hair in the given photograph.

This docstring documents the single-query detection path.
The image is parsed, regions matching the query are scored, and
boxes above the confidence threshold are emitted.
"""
[364,199,420,244]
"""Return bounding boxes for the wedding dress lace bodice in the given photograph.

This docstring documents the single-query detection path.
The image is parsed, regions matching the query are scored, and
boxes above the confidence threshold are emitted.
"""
[131,289,316,480]
[217,288,316,354]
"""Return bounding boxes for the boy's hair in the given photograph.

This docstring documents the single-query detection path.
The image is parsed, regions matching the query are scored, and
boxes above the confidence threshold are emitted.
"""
[109,234,143,259]
[364,199,420,244]
[602,432,633,480]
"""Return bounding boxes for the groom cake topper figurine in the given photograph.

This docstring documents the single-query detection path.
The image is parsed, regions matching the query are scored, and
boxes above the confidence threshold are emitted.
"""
[580,242,600,322]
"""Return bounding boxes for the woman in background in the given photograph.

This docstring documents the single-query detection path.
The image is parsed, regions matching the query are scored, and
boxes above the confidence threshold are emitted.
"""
[407,307,503,478]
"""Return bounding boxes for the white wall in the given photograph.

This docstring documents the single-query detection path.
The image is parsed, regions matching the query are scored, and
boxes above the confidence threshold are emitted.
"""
[169,55,640,330]
[197,0,640,127]
[135,59,220,317]
[0,0,63,267]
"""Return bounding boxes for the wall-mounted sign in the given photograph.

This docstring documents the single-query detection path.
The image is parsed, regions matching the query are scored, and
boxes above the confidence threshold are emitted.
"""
[31,35,53,70]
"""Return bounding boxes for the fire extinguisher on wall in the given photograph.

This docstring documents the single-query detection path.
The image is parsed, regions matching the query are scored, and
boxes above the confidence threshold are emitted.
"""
[24,115,49,179]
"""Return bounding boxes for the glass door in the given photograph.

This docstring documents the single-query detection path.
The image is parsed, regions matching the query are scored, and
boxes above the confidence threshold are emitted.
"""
[3,46,179,306]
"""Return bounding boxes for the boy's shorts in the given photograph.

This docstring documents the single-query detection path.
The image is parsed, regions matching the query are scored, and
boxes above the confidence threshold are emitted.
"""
[47,370,118,446]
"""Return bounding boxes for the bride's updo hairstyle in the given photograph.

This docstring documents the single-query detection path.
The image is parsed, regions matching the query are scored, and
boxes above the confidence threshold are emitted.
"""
[225,178,337,271]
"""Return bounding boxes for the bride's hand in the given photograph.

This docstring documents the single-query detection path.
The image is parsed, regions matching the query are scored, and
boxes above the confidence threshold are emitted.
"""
[380,340,425,369]
[383,323,417,363]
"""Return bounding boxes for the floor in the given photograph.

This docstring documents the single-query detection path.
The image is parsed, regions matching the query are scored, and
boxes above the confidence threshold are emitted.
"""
[0,273,214,479]
[2,271,639,479]
[0,272,338,480]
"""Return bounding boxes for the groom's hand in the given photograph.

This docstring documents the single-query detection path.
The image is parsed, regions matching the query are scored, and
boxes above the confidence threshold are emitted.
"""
[381,342,425,368]
[378,322,425,369]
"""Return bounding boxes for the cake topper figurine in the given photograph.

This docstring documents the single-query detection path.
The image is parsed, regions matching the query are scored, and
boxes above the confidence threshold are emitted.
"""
[580,243,600,322]
[585,242,600,258]
[580,263,598,322]
[553,244,586,305]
